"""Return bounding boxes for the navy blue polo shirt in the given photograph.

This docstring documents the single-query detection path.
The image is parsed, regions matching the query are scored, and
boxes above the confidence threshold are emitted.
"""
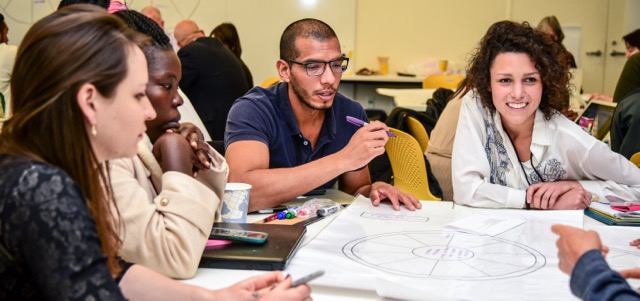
[225,82,368,189]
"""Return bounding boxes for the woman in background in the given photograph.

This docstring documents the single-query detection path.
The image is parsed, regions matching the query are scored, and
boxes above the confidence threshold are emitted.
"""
[537,15,577,68]
[211,22,253,87]
[451,20,640,209]
[0,5,310,300]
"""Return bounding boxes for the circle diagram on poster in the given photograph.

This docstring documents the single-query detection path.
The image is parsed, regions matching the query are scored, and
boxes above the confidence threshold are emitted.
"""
[343,230,545,280]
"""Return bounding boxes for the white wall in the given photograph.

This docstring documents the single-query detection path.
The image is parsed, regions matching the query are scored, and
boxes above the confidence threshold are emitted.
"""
[1,0,636,92]
[354,0,506,77]
[0,0,356,87]
[126,0,357,86]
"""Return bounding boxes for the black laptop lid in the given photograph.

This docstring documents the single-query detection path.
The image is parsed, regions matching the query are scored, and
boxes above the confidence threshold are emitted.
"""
[199,222,306,271]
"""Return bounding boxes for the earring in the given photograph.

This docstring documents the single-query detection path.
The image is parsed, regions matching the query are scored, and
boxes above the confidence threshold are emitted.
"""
[91,124,97,137]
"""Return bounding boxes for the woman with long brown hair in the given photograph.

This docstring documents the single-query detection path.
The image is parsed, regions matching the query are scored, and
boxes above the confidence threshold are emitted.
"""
[0,5,310,301]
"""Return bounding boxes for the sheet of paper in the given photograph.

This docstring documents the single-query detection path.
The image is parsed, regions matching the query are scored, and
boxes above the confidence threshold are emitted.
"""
[446,214,525,236]
[376,276,456,301]
[286,197,640,300]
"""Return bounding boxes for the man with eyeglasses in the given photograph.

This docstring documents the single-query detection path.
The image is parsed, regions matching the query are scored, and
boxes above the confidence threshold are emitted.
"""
[225,18,420,212]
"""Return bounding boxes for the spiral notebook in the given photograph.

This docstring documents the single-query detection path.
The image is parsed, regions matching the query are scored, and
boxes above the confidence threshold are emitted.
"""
[199,222,306,270]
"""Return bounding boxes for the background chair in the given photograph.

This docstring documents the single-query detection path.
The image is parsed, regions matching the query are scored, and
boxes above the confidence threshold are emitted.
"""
[260,76,281,88]
[404,116,429,154]
[631,152,640,168]
[385,127,441,201]
[422,74,464,90]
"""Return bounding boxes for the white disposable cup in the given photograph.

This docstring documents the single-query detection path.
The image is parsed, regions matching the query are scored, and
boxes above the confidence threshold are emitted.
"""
[221,183,252,223]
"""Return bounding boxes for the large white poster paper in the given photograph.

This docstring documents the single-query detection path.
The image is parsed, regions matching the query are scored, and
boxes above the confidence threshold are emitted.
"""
[286,196,640,300]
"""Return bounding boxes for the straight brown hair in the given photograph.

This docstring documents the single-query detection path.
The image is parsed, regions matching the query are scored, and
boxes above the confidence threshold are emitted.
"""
[0,5,146,276]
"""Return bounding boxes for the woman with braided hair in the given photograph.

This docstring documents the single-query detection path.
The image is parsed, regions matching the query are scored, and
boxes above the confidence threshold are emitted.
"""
[108,9,227,279]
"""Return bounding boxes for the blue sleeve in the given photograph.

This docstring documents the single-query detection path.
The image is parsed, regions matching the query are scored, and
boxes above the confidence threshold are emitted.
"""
[571,249,640,301]
[224,95,273,149]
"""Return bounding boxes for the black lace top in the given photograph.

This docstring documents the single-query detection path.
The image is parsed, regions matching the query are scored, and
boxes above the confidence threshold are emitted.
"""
[0,155,127,300]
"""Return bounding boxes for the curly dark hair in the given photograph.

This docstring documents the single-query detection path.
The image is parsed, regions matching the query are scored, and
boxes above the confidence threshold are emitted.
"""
[456,20,571,120]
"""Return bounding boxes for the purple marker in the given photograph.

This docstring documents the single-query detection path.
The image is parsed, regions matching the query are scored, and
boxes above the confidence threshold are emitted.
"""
[346,116,396,137]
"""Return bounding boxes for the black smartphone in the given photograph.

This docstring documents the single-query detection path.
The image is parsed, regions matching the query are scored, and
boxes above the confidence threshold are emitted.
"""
[210,227,268,244]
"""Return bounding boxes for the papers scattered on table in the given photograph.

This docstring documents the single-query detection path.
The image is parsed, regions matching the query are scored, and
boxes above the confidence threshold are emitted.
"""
[446,214,525,236]
[588,202,640,223]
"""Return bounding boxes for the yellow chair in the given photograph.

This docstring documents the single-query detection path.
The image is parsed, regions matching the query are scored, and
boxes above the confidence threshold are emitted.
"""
[404,116,429,154]
[422,74,464,90]
[631,152,640,168]
[385,127,441,200]
[260,76,281,88]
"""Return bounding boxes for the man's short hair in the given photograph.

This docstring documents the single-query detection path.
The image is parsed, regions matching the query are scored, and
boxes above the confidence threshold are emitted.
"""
[279,18,338,60]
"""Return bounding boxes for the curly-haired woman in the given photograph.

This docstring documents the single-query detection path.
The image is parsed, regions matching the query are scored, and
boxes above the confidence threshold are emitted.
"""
[451,20,640,210]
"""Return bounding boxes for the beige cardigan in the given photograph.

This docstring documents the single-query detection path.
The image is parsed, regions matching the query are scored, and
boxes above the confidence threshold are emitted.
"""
[109,136,227,279]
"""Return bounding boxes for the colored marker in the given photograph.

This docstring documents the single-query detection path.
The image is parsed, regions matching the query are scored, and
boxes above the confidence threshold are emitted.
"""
[276,206,299,220]
[316,204,340,217]
[346,116,396,137]
[262,213,279,223]
[276,211,288,220]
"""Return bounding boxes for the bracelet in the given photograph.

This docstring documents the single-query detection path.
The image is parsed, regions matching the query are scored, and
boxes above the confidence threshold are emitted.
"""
[524,189,531,210]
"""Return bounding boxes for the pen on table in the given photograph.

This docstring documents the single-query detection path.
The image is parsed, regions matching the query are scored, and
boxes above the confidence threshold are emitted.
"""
[262,212,279,223]
[346,116,396,137]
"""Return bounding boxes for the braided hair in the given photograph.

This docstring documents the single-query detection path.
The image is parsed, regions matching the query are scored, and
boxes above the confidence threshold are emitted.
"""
[57,0,110,10]
[113,10,172,70]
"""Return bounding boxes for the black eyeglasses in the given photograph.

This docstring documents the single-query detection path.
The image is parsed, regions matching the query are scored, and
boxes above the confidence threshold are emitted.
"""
[285,57,349,76]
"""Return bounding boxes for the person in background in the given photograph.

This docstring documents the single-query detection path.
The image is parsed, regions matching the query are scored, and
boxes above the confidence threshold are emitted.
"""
[611,51,640,104]
[552,224,640,300]
[610,87,640,159]
[623,29,640,58]
[107,0,126,13]
[211,22,253,87]
[451,20,640,209]
[225,18,420,212]
[173,19,204,48]
[109,9,227,279]
[537,15,577,68]
[175,19,250,140]
[0,12,16,119]
[0,5,310,301]
[589,29,640,102]
[140,5,179,51]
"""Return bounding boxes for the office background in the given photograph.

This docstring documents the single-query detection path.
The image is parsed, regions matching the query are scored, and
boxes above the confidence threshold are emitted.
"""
[1,0,639,95]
